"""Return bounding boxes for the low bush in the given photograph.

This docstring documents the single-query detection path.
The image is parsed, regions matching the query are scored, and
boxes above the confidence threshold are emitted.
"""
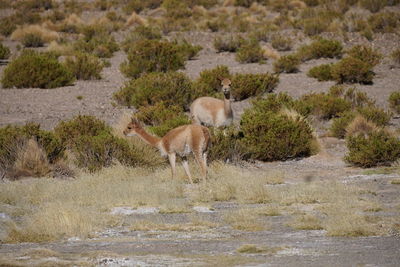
[330,111,357,138]
[54,115,155,171]
[173,39,202,60]
[331,57,374,84]
[307,64,334,81]
[0,17,16,36]
[346,45,381,67]
[297,38,343,61]
[357,106,391,126]
[120,39,186,78]
[273,54,301,73]
[270,34,293,51]
[234,0,257,7]
[302,17,330,36]
[208,126,243,163]
[0,123,64,178]
[360,0,387,13]
[193,65,231,97]
[345,130,400,167]
[235,39,264,64]
[231,73,279,101]
[122,25,162,52]
[114,72,193,108]
[297,93,352,119]
[0,43,10,59]
[368,11,399,33]
[2,50,74,89]
[123,0,162,14]
[240,97,316,161]
[388,91,400,114]
[65,52,104,80]
[21,33,44,47]
[345,115,379,138]
[162,0,192,18]
[391,48,400,66]
[135,102,190,137]
[213,35,244,53]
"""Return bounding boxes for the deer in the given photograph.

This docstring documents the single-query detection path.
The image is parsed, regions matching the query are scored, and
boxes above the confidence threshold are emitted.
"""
[123,118,211,184]
[190,78,233,127]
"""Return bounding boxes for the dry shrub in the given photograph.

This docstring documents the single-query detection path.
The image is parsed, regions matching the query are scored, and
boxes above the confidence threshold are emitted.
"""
[345,115,379,138]
[125,11,147,27]
[46,41,74,55]
[11,139,51,179]
[262,46,280,60]
[11,24,59,43]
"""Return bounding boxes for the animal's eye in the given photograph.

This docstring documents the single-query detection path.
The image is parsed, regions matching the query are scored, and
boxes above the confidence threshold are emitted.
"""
[127,127,132,130]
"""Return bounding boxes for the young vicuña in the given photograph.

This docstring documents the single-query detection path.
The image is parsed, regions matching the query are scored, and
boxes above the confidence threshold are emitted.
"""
[123,118,211,183]
[190,78,233,127]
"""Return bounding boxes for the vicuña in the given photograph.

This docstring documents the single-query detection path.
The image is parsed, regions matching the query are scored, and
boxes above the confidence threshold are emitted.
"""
[190,78,233,127]
[123,118,211,183]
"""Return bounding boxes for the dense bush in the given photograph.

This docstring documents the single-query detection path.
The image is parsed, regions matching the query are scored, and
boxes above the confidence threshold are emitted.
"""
[346,45,382,67]
[122,25,162,52]
[173,39,202,60]
[389,91,400,114]
[307,64,333,81]
[65,52,103,80]
[135,102,190,137]
[208,126,243,162]
[123,0,162,13]
[22,33,44,47]
[194,65,231,97]
[0,17,17,36]
[357,106,391,126]
[231,73,279,101]
[114,72,193,108]
[2,50,74,89]
[368,11,399,33]
[0,43,10,59]
[120,39,186,78]
[54,115,153,171]
[273,54,301,73]
[345,130,400,167]
[0,123,64,177]
[297,93,352,119]
[331,57,374,84]
[330,111,357,138]
[270,34,293,51]
[235,39,264,64]
[360,0,387,13]
[239,96,316,161]
[213,35,244,53]
[297,38,343,61]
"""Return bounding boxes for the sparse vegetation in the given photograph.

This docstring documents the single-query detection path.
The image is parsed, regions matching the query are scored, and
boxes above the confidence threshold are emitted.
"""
[2,50,74,89]
[389,91,400,114]
[271,34,293,51]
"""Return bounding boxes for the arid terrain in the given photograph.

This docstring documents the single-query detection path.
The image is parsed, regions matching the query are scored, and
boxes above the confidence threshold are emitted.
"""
[0,0,400,266]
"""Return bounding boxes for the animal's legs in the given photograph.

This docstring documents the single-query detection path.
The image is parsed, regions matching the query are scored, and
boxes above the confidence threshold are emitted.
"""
[182,158,194,184]
[168,153,176,179]
[194,152,207,182]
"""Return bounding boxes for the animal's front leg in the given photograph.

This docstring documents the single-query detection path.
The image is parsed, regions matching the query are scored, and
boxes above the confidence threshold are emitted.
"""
[168,153,176,179]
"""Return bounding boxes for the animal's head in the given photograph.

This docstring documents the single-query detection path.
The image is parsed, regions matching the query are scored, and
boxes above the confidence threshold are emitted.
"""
[220,78,231,96]
[123,117,142,136]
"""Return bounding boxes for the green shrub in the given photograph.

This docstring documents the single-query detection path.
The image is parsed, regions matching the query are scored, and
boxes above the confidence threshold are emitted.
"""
[273,54,301,73]
[54,115,154,171]
[120,39,186,78]
[0,17,16,36]
[298,93,352,119]
[330,111,357,138]
[0,123,64,174]
[173,39,202,60]
[194,65,231,97]
[357,106,391,126]
[346,45,382,67]
[239,97,316,161]
[208,126,243,162]
[307,64,333,81]
[21,33,44,47]
[391,48,400,66]
[122,25,162,52]
[389,91,400,114]
[231,73,279,101]
[213,35,244,53]
[65,52,103,80]
[368,11,399,33]
[235,40,264,64]
[162,0,191,18]
[2,50,74,89]
[297,38,343,61]
[135,102,190,137]
[341,87,375,108]
[123,0,162,14]
[0,43,10,59]
[114,72,193,108]
[331,57,374,84]
[345,130,400,167]
[302,17,330,36]
[271,34,293,51]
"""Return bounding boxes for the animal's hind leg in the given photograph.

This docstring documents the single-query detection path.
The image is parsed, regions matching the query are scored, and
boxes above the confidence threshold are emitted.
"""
[182,156,193,184]
[168,153,176,179]
[194,152,207,182]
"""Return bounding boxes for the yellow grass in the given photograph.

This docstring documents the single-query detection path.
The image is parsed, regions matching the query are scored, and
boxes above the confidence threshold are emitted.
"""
[345,115,379,137]
[46,41,75,55]
[126,11,147,27]
[391,179,400,184]
[237,244,283,254]
[223,209,266,231]
[287,214,323,230]
[11,24,59,43]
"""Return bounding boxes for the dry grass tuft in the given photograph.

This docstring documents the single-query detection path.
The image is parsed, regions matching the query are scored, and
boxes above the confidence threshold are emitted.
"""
[256,204,282,216]
[287,214,323,230]
[11,24,59,43]
[11,138,51,179]
[125,11,147,27]
[391,179,400,185]
[46,41,74,55]
[345,115,379,137]
[237,244,283,254]
[289,0,307,9]
[262,46,280,60]
[223,209,266,231]
[222,0,235,7]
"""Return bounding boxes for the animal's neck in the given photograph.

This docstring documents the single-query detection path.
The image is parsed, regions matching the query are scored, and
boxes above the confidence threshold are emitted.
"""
[135,128,161,148]
[223,93,232,117]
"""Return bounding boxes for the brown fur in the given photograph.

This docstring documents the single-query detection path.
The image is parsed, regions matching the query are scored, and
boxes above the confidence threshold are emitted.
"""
[123,119,210,183]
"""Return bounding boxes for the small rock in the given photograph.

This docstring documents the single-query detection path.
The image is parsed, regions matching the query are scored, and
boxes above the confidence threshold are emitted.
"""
[110,207,159,215]
[193,206,214,213]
